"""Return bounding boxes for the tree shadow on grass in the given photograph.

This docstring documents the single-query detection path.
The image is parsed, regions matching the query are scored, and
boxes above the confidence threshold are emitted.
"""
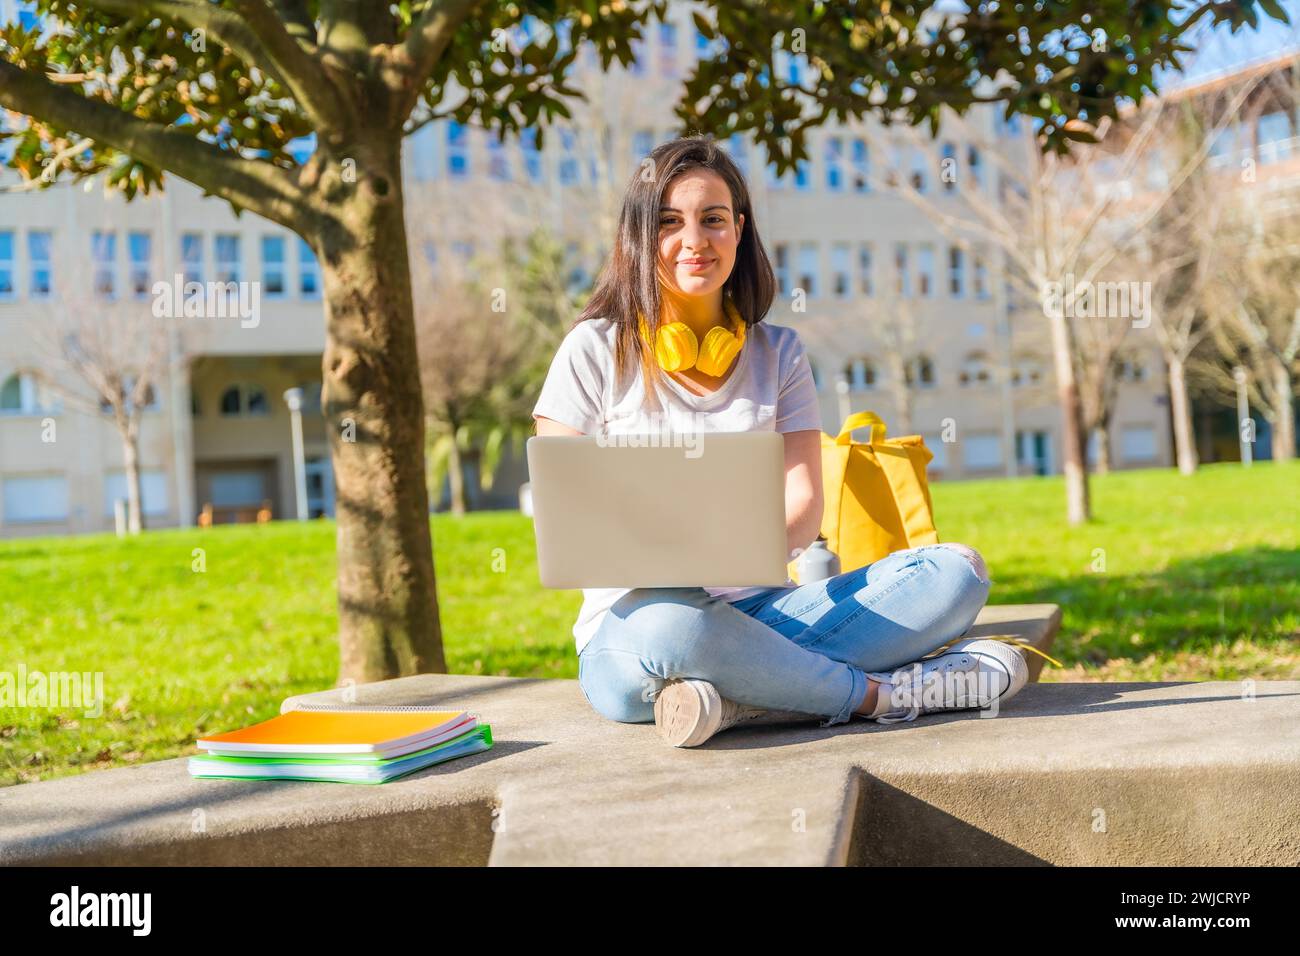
[989,545,1300,670]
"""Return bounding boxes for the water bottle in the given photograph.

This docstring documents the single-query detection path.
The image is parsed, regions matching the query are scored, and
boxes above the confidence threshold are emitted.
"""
[797,536,840,583]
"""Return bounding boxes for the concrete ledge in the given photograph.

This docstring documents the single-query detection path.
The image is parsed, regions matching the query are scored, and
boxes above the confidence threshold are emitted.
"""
[3,606,1297,866]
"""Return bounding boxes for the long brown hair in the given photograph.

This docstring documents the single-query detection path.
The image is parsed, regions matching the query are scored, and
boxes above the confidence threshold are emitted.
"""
[575,135,776,407]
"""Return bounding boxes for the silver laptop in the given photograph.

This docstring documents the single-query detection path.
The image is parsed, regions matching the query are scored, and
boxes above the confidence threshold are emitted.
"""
[526,431,789,589]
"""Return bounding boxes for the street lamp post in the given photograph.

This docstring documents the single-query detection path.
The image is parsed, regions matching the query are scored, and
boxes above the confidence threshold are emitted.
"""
[1233,366,1253,467]
[283,387,309,519]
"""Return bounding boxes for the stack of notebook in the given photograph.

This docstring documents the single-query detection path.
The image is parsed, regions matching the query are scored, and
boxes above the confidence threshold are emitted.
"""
[189,702,492,784]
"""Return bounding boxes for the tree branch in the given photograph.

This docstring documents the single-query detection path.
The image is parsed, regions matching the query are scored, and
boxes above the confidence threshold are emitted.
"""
[0,60,307,230]
[78,0,347,131]
[390,0,485,123]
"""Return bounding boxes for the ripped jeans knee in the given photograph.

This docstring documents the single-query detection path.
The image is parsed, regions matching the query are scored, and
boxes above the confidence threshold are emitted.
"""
[934,542,991,585]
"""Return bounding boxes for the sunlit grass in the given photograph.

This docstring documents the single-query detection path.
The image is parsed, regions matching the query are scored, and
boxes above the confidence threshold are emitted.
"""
[2,460,1296,785]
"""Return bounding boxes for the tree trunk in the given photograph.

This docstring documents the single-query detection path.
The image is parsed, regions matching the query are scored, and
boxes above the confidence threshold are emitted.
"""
[1094,423,1112,475]
[1272,358,1297,462]
[1168,354,1198,476]
[122,423,143,534]
[447,437,465,516]
[1046,307,1091,524]
[318,141,446,684]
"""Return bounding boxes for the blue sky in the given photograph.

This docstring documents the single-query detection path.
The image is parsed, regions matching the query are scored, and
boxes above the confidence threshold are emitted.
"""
[1158,0,1300,89]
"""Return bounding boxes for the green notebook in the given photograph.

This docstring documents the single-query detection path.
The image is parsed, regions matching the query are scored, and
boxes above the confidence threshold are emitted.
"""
[188,725,493,784]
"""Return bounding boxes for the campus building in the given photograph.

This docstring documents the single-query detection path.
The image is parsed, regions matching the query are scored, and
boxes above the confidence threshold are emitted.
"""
[0,1,1176,537]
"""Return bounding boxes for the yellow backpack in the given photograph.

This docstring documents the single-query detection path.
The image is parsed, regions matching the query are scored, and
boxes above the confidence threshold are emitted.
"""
[788,410,940,583]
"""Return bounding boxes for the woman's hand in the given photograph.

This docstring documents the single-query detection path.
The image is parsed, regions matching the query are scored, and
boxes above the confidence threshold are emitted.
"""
[783,429,824,561]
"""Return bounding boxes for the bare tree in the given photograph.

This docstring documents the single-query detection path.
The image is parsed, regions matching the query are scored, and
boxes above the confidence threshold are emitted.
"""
[27,288,192,533]
[865,80,1257,520]
[1199,201,1300,462]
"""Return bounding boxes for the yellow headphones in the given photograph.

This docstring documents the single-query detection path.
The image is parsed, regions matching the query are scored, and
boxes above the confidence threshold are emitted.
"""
[637,294,748,377]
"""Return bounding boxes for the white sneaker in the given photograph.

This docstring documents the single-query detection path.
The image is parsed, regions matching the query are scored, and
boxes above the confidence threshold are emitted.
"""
[653,678,818,748]
[866,638,1028,724]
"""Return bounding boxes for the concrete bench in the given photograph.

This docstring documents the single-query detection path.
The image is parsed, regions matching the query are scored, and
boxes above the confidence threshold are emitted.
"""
[4,604,1298,866]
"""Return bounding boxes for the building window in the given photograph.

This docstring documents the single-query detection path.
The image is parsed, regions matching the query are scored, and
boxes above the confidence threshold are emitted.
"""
[2,475,69,524]
[409,124,437,181]
[793,157,811,190]
[949,246,965,297]
[851,138,870,192]
[940,141,957,192]
[102,470,169,518]
[262,235,286,298]
[559,127,579,185]
[959,351,993,386]
[219,383,270,417]
[962,433,1003,470]
[973,250,990,299]
[910,147,928,193]
[1115,356,1148,382]
[894,243,910,297]
[917,244,935,298]
[629,36,645,74]
[1257,111,1294,164]
[825,136,844,191]
[968,145,983,188]
[773,243,790,297]
[91,230,116,299]
[858,243,874,297]
[128,231,151,299]
[447,121,469,178]
[298,238,320,298]
[487,134,510,181]
[28,231,52,298]
[797,243,819,297]
[831,243,851,298]
[1121,425,1157,462]
[844,357,877,390]
[0,372,52,414]
[214,234,240,285]
[925,435,949,471]
[0,231,13,298]
[658,21,677,75]
[521,127,543,182]
[905,354,935,388]
[1011,354,1046,386]
[181,232,203,285]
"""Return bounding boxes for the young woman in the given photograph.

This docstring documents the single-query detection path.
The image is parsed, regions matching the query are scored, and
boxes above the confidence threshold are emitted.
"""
[532,136,1027,747]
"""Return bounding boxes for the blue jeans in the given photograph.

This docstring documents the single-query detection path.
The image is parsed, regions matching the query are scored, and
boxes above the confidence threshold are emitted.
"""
[577,543,992,728]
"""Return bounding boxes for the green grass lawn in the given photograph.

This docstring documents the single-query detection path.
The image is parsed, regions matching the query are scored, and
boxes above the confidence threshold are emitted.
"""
[2,461,1297,786]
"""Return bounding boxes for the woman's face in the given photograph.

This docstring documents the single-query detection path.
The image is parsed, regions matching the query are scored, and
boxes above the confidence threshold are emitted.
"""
[656,169,745,301]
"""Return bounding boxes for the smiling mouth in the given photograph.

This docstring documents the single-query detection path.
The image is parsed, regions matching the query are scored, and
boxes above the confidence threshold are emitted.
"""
[680,259,714,266]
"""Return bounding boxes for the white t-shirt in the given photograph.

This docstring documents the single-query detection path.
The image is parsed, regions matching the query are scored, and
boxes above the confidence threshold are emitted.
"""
[531,315,824,655]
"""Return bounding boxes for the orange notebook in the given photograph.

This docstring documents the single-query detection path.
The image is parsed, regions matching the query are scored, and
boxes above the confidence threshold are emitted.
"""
[196,705,477,760]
